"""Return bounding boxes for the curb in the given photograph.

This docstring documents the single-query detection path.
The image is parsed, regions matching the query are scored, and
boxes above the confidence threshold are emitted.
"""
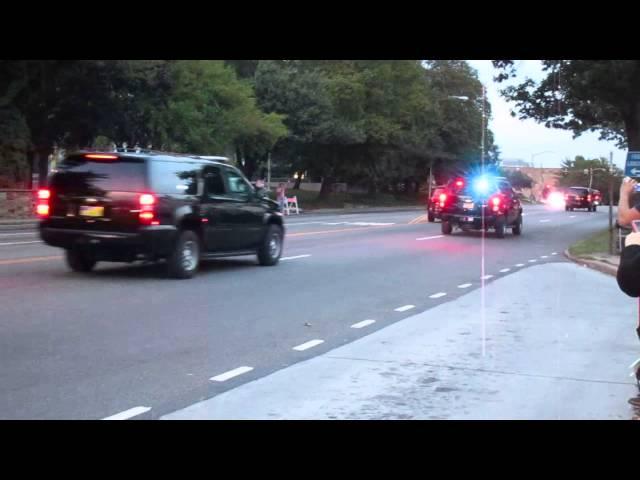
[564,249,618,277]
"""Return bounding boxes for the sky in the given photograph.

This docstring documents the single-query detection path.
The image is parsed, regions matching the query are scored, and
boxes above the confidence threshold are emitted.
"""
[466,60,627,170]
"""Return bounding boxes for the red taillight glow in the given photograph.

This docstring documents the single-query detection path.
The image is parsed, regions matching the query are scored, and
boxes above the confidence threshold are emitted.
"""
[85,154,118,160]
[36,189,51,218]
[587,195,592,201]
[138,194,157,224]
[455,180,464,187]
[491,196,501,206]
[439,193,447,207]
[36,204,50,216]
[139,194,155,206]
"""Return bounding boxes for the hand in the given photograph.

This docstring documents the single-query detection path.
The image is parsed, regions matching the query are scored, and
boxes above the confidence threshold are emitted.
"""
[626,232,640,247]
[621,177,637,198]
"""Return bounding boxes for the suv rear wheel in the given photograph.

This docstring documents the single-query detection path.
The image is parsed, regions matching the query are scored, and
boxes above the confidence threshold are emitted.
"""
[428,211,435,222]
[495,216,506,238]
[512,214,522,236]
[66,248,97,273]
[258,224,283,266]
[441,220,453,235]
[167,230,200,279]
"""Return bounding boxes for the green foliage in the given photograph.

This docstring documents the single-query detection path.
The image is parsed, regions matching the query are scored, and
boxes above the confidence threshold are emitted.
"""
[493,60,640,149]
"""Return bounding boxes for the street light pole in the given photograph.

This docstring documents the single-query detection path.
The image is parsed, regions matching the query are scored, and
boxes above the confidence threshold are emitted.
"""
[609,151,614,255]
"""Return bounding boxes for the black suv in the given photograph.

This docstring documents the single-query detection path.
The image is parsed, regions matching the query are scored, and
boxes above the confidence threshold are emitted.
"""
[564,186,600,212]
[439,176,523,238]
[38,150,284,278]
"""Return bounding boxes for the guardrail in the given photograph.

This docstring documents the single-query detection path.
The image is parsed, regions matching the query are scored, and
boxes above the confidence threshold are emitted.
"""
[0,189,36,219]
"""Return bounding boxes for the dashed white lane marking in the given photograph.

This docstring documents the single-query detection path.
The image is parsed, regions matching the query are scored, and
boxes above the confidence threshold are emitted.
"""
[394,305,415,312]
[416,235,444,241]
[210,366,254,382]
[293,339,325,351]
[280,254,312,260]
[528,259,537,263]
[569,215,576,218]
[539,219,550,223]
[515,263,525,267]
[458,283,472,289]
[351,319,376,329]
[103,406,151,420]
[541,255,549,259]
[481,275,494,280]
[0,241,42,246]
[499,268,511,273]
[551,252,558,255]
[429,292,447,299]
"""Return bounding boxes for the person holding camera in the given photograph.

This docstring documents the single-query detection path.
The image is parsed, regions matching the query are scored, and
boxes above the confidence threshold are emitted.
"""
[617,177,640,300]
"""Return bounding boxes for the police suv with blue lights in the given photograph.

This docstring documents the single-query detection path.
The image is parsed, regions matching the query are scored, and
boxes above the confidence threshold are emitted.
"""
[437,175,523,238]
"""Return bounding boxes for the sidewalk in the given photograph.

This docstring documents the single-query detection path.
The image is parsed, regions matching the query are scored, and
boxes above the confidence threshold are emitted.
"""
[162,262,640,420]
[0,218,38,231]
[295,205,424,216]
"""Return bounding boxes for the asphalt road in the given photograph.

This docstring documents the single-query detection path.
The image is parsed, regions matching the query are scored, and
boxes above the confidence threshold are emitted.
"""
[0,204,616,419]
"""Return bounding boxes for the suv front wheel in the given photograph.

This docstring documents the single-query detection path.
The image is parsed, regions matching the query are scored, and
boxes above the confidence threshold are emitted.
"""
[167,230,201,279]
[258,224,283,266]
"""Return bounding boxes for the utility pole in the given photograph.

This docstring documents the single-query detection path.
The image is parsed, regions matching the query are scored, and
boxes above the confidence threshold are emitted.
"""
[609,151,614,255]
[427,158,434,204]
[267,152,271,191]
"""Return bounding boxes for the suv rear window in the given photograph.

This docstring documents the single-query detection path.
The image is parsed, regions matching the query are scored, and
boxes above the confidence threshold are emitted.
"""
[150,161,199,195]
[51,155,147,194]
[569,188,588,195]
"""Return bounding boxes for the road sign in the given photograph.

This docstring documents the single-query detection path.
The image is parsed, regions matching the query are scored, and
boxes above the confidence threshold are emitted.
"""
[625,151,640,177]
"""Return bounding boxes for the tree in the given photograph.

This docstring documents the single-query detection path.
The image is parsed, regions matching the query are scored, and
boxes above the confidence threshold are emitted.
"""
[492,60,640,150]
[502,169,533,189]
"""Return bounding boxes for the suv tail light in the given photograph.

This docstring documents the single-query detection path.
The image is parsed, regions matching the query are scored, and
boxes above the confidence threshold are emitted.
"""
[587,194,592,201]
[36,189,50,218]
[138,194,159,225]
[490,195,502,212]
[439,193,447,207]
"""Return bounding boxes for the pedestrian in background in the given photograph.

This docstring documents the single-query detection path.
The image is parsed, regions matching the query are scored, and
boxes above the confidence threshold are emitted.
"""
[276,182,286,213]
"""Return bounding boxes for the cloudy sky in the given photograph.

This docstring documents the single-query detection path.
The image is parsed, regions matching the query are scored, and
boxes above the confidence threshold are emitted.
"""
[466,60,627,170]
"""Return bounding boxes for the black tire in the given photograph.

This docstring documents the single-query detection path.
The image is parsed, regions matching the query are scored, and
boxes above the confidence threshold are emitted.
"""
[66,248,97,273]
[592,205,597,212]
[441,220,453,235]
[258,223,284,266]
[495,216,506,239]
[512,214,522,236]
[565,205,570,212]
[167,230,200,279]
[428,211,435,223]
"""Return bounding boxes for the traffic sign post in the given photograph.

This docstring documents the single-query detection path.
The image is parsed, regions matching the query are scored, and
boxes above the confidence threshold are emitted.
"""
[624,151,640,178]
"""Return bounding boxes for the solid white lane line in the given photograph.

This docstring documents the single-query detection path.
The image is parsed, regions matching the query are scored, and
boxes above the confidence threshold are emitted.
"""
[210,366,254,382]
[429,292,447,299]
[0,232,38,237]
[280,254,312,260]
[458,283,472,289]
[481,275,494,280]
[103,406,151,420]
[0,241,42,246]
[416,235,444,241]
[293,339,325,351]
[499,268,510,273]
[394,305,415,312]
[515,263,525,267]
[351,319,376,329]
